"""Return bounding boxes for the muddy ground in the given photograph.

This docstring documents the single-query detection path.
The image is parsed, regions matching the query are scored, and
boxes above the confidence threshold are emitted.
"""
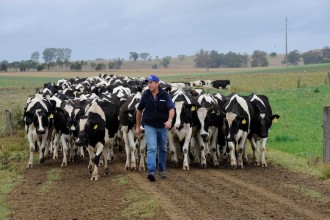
[6,151,330,220]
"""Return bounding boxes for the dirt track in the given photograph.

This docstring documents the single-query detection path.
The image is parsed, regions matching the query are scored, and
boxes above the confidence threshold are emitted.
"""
[6,151,330,220]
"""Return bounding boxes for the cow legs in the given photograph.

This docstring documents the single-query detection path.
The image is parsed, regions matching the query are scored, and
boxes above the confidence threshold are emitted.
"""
[196,134,207,168]
[168,133,178,166]
[52,133,60,160]
[60,134,69,166]
[27,132,35,168]
[236,132,248,169]
[260,138,268,167]
[102,143,110,175]
[250,137,259,166]
[182,128,192,171]
[38,131,49,164]
[209,128,219,168]
[128,130,137,170]
[138,135,146,171]
[227,141,237,168]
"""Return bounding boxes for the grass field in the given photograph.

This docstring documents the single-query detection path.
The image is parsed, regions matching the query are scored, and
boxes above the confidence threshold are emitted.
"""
[0,63,330,160]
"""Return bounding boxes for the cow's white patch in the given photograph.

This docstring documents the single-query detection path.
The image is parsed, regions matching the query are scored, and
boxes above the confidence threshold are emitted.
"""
[197,107,208,134]
[26,94,49,112]
[226,94,250,124]
[86,101,106,120]
[250,94,266,107]
[174,101,184,127]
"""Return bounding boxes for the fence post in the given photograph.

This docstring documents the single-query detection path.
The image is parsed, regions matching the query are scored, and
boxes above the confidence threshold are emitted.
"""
[5,110,14,136]
[323,106,330,163]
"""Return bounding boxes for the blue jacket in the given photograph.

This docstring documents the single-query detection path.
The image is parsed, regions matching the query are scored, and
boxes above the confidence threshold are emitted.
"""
[137,87,175,128]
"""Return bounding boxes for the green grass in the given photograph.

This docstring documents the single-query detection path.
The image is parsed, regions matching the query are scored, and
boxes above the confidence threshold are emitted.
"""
[37,168,62,193]
[121,189,158,219]
[0,76,59,88]
[267,85,330,158]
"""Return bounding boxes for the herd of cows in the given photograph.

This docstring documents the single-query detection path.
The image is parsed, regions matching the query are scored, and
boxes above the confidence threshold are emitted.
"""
[23,74,280,180]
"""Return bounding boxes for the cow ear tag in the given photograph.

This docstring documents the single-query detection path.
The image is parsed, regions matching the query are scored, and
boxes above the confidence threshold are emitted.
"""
[49,113,54,119]
[94,124,98,129]
[191,106,196,111]
[273,118,278,123]
[242,119,247,124]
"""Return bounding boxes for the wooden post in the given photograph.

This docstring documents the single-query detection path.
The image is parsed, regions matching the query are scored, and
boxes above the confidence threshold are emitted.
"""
[323,106,330,163]
[5,110,14,136]
[327,72,330,84]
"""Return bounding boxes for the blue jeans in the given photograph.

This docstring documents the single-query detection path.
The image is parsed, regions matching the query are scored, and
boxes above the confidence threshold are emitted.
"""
[144,125,168,174]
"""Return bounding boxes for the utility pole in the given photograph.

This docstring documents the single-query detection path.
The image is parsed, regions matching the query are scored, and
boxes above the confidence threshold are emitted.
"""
[285,17,288,69]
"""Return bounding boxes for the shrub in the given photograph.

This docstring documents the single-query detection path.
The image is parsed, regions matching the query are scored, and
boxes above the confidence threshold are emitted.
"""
[320,163,330,180]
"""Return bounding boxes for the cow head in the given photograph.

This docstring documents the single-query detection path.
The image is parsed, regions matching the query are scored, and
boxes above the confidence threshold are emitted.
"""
[225,112,248,142]
[197,106,220,141]
[76,115,98,147]
[255,113,280,138]
[173,101,196,130]
[24,108,53,134]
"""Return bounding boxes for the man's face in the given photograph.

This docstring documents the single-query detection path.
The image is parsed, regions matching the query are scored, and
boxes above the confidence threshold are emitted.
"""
[147,81,159,92]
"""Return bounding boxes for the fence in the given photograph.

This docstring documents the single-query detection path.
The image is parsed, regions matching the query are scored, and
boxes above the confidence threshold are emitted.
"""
[323,106,330,163]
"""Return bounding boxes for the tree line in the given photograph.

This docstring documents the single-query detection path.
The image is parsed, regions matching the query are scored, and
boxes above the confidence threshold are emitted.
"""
[1,46,329,72]
[194,46,330,68]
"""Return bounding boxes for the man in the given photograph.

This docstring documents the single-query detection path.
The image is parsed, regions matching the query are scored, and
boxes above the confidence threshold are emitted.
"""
[135,74,175,182]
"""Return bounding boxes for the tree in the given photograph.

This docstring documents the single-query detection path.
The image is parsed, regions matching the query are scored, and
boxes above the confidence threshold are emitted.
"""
[113,58,123,69]
[160,56,170,68]
[270,52,277,57]
[139,53,150,60]
[177,55,186,61]
[287,50,301,65]
[251,50,269,67]
[95,63,106,71]
[129,52,139,61]
[70,61,82,71]
[0,60,9,72]
[194,49,210,68]
[208,50,225,68]
[42,48,56,63]
[224,51,244,68]
[301,50,322,64]
[31,52,40,61]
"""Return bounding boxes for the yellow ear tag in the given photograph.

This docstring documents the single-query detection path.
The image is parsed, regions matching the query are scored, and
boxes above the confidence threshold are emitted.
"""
[242,119,246,124]
[273,118,278,123]
[94,124,98,129]
[191,106,196,111]
[49,113,54,119]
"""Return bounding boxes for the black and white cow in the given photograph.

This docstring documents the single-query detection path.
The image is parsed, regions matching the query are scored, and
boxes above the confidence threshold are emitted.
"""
[247,94,280,167]
[188,88,205,98]
[24,94,55,167]
[119,90,147,171]
[212,80,231,89]
[76,96,120,180]
[168,89,197,170]
[213,93,228,161]
[224,93,254,169]
[193,94,221,168]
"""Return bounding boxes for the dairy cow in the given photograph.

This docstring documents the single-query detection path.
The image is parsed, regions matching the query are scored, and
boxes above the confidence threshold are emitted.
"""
[24,94,55,167]
[247,94,280,167]
[76,96,120,180]
[211,80,231,89]
[119,89,147,171]
[193,94,221,168]
[168,89,197,170]
[224,93,254,169]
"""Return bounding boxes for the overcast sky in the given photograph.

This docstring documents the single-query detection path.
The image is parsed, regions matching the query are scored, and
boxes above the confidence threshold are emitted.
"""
[1,0,329,62]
